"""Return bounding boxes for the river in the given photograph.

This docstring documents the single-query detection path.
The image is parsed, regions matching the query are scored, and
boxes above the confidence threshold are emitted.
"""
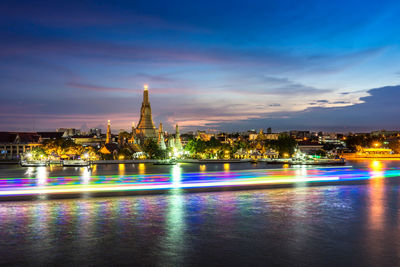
[0,160,399,266]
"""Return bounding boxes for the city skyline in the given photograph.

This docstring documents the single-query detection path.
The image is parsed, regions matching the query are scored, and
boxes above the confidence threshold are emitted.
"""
[1,0,400,132]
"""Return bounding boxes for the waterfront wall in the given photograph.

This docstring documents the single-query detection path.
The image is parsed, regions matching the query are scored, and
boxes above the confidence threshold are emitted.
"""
[91,160,158,164]
[342,153,400,159]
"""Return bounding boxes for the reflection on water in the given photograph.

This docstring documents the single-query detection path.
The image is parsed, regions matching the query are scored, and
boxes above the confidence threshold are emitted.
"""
[199,164,206,172]
[368,160,385,230]
[160,192,185,264]
[25,167,34,177]
[81,167,91,185]
[91,164,97,175]
[3,161,400,265]
[118,163,125,176]
[172,165,182,188]
[223,163,230,172]
[36,167,48,187]
[138,163,146,175]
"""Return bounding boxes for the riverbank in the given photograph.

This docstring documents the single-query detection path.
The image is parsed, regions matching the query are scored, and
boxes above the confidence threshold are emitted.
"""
[342,153,400,159]
[2,158,253,166]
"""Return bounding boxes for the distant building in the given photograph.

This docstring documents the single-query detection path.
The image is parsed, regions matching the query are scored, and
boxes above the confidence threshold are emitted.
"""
[71,135,105,147]
[297,141,323,154]
[196,130,215,141]
[56,128,80,137]
[249,129,278,141]
[318,133,344,145]
[371,130,400,137]
[37,132,64,142]
[89,128,102,137]
[0,132,41,160]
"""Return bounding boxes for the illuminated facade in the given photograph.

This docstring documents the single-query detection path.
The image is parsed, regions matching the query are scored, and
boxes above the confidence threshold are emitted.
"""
[0,132,41,160]
[136,85,157,140]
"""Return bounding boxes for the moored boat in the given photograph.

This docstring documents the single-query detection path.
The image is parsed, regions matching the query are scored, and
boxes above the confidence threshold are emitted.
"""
[62,160,90,167]
[20,160,47,167]
[289,158,345,166]
[153,159,178,165]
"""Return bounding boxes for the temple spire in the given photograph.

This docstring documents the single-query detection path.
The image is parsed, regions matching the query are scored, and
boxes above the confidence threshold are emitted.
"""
[137,84,157,139]
[106,120,111,144]
[143,84,149,104]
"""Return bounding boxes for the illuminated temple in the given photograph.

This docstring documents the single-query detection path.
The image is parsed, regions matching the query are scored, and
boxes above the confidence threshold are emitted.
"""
[104,85,182,153]
[135,85,157,140]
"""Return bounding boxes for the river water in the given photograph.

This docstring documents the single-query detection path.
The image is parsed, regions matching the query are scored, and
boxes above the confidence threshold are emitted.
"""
[0,160,400,266]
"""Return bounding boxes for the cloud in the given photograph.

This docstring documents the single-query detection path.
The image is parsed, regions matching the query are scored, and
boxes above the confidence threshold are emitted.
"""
[66,82,139,93]
[227,75,332,96]
[207,85,400,132]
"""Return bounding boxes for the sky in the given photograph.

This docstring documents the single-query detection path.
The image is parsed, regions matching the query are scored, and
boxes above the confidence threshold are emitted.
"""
[1,0,400,133]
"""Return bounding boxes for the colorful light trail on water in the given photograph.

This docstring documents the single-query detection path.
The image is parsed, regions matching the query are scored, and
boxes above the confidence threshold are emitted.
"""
[1,165,400,197]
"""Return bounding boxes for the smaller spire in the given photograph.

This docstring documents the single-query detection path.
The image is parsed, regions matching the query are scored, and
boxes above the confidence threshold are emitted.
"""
[106,120,111,144]
[175,124,182,150]
[130,122,136,144]
[158,122,163,142]
[158,131,166,150]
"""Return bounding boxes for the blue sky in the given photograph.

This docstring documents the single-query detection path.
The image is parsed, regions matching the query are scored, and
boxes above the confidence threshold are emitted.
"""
[1,0,400,132]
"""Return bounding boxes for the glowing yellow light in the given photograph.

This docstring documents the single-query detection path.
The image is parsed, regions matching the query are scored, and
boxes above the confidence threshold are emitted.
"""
[373,142,380,148]
[199,164,206,172]
[118,164,125,176]
[223,163,230,171]
[144,84,148,90]
[138,163,146,175]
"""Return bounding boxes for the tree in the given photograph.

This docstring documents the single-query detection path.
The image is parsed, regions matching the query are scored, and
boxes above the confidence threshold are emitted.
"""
[271,134,297,157]
[29,147,47,160]
[388,139,400,153]
[142,139,165,159]
[314,149,327,157]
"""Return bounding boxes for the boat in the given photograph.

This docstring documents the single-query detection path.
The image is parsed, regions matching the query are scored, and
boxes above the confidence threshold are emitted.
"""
[20,160,47,167]
[62,160,90,167]
[288,158,346,166]
[250,158,259,164]
[153,159,178,165]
